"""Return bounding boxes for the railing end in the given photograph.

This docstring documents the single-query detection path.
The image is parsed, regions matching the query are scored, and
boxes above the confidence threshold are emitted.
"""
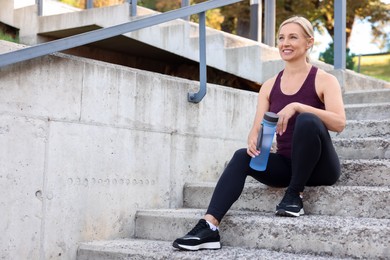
[188,84,207,103]
[188,91,205,103]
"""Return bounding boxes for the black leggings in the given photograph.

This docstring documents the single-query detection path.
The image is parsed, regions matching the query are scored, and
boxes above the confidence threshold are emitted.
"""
[206,113,341,223]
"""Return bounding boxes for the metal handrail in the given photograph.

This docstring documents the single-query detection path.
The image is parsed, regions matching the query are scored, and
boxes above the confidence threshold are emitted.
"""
[2,0,243,103]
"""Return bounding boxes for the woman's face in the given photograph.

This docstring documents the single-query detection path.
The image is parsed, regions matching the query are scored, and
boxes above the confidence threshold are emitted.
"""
[277,23,312,62]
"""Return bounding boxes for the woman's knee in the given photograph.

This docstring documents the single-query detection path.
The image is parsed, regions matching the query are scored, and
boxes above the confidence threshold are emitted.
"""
[295,113,324,133]
[233,148,249,159]
[226,148,251,171]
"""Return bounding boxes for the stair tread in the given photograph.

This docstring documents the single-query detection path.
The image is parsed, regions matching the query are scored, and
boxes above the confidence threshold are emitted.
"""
[346,119,390,122]
[183,183,390,219]
[137,208,390,228]
[344,88,390,94]
[342,159,390,185]
[333,138,390,159]
[134,209,390,259]
[342,158,390,162]
[334,136,390,140]
[345,102,390,107]
[78,238,353,260]
[186,182,390,194]
[186,181,390,191]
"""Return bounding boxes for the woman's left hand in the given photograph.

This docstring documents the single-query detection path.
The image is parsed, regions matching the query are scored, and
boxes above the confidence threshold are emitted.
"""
[276,103,299,135]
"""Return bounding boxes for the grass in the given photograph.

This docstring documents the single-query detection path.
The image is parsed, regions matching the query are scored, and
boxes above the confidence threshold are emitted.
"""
[353,53,390,82]
[0,31,18,43]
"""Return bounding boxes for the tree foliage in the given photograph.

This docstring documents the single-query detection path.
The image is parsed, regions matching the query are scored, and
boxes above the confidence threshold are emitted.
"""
[60,0,390,49]
[60,0,125,8]
[139,0,226,30]
[319,43,355,69]
[275,0,390,48]
[145,0,390,49]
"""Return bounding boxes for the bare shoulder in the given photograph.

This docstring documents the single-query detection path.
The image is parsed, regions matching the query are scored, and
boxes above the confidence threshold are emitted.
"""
[315,68,340,87]
[315,69,340,92]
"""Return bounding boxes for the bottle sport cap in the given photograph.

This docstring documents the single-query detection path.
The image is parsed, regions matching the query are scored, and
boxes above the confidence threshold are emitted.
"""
[264,111,279,123]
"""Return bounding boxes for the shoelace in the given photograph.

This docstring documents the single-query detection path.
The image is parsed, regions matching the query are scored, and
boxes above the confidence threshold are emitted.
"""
[187,220,208,235]
[281,191,300,204]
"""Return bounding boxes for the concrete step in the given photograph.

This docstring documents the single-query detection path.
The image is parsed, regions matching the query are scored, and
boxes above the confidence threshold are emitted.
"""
[339,159,390,186]
[331,119,390,139]
[134,209,390,259]
[244,159,390,187]
[343,88,390,104]
[208,157,389,188]
[345,103,390,121]
[333,137,390,160]
[183,183,389,219]
[10,3,282,84]
[77,238,353,260]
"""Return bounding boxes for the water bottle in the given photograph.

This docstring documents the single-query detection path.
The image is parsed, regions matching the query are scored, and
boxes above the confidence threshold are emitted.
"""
[249,111,279,171]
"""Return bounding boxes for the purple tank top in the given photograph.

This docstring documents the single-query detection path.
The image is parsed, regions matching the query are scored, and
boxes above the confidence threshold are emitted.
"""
[269,66,325,158]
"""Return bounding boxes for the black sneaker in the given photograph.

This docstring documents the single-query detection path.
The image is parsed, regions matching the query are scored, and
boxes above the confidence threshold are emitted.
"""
[275,191,304,217]
[172,219,221,251]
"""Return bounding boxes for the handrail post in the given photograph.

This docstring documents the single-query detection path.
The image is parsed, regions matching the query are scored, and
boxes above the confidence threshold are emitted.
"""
[86,0,93,9]
[182,0,190,20]
[130,0,137,16]
[264,0,275,46]
[188,11,207,103]
[334,0,346,70]
[36,0,43,16]
[249,0,262,42]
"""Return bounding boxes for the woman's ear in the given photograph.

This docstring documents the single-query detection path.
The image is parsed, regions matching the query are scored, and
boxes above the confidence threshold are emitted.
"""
[307,37,314,49]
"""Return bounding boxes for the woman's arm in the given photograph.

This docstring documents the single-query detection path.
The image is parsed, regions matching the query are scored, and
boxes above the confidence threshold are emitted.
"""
[247,77,275,157]
[276,70,346,135]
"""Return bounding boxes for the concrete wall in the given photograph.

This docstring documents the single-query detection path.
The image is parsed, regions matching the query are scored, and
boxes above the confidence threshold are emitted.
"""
[3,0,389,93]
[5,1,281,85]
[0,41,256,259]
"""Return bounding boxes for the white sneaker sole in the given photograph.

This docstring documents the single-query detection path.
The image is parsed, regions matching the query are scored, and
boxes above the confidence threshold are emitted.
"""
[174,241,221,251]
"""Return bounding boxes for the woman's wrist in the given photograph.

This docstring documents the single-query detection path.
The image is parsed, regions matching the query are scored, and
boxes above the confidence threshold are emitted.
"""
[295,102,303,113]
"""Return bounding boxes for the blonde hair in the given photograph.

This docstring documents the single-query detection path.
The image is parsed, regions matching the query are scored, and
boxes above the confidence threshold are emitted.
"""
[277,16,314,62]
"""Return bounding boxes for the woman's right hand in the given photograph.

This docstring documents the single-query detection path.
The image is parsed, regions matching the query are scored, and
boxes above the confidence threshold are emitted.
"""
[247,75,275,158]
[247,129,260,158]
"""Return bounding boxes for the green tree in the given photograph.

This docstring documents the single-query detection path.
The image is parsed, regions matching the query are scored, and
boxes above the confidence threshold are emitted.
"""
[275,0,390,48]
[60,0,125,8]
[140,0,225,30]
[217,0,250,37]
[319,43,355,69]
[138,0,157,9]
[154,0,181,12]
[60,0,390,49]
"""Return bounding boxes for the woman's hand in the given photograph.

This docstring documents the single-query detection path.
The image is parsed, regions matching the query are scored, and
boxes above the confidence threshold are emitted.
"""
[247,128,260,158]
[276,102,299,135]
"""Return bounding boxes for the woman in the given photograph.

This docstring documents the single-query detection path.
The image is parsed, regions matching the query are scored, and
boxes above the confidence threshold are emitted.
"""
[173,16,346,251]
